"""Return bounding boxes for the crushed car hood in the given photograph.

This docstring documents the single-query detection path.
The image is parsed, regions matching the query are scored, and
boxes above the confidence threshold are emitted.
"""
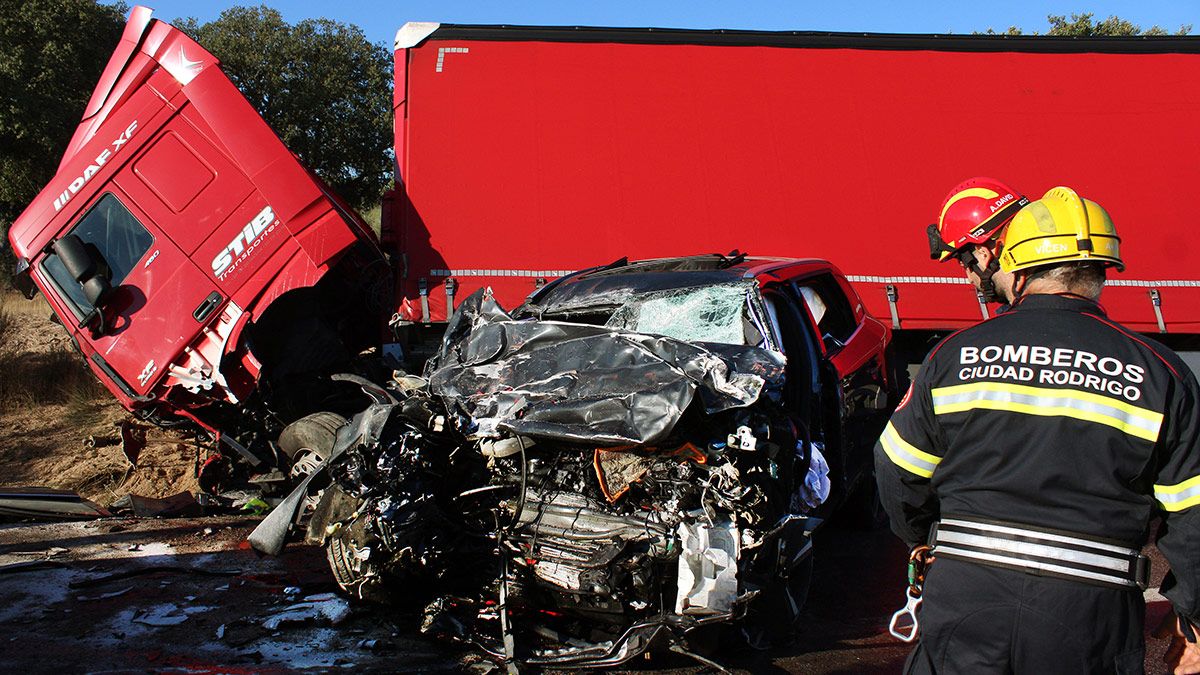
[252,287,824,669]
[426,289,787,446]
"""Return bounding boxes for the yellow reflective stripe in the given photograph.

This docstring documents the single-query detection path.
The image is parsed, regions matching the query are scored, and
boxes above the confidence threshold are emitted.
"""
[879,421,940,478]
[932,382,1160,424]
[935,398,1160,442]
[1155,475,1200,512]
[930,382,1163,443]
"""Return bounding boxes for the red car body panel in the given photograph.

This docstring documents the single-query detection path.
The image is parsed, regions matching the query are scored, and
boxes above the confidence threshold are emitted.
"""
[391,26,1200,334]
[7,8,375,412]
[751,258,890,381]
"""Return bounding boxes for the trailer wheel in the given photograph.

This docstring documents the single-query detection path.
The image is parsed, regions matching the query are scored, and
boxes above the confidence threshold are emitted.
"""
[278,412,346,509]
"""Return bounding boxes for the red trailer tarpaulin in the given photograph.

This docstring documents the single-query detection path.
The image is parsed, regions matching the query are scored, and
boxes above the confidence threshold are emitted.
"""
[390,25,1200,335]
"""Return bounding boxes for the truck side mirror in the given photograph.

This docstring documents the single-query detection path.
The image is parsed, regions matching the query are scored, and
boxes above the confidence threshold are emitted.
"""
[51,234,115,336]
[52,235,97,283]
[83,242,112,282]
[52,235,114,308]
[82,275,113,307]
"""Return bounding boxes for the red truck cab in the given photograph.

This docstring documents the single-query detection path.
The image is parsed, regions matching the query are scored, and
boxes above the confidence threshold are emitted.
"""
[7,7,385,462]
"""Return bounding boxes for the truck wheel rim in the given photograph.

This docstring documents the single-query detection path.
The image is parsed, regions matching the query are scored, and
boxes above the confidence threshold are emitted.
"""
[289,448,325,511]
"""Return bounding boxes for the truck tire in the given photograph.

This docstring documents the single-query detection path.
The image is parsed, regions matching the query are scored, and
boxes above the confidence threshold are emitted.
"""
[279,411,345,468]
[278,412,346,510]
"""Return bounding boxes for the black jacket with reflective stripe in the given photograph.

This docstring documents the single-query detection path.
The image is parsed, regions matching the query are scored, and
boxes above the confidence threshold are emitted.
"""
[875,293,1200,619]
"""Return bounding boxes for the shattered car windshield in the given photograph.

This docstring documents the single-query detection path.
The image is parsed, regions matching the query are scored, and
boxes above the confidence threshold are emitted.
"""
[604,282,758,346]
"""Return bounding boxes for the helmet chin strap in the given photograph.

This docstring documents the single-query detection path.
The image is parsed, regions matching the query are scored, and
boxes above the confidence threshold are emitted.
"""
[955,248,1004,303]
[1010,270,1033,303]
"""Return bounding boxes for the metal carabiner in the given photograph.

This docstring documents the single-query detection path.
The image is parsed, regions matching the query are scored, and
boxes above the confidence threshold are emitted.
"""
[888,586,923,642]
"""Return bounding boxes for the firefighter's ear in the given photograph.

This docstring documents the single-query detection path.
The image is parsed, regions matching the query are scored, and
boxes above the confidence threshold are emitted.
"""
[972,243,996,267]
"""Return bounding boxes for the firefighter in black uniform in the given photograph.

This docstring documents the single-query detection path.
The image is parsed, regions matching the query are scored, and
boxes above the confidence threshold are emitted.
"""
[878,185,1200,673]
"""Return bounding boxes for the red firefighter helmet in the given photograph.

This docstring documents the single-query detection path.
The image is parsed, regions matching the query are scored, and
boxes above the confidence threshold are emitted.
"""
[928,177,1029,262]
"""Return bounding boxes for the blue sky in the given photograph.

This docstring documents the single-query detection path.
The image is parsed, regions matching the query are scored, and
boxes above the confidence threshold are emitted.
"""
[139,1,1195,47]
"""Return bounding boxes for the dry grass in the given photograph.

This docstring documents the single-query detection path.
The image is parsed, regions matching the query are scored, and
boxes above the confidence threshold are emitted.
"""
[0,289,203,504]
[0,292,108,416]
[0,299,11,349]
[0,347,108,414]
[0,290,50,320]
[361,202,382,238]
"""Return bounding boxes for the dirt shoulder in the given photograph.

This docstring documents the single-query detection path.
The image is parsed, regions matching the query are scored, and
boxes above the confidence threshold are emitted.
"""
[0,291,200,507]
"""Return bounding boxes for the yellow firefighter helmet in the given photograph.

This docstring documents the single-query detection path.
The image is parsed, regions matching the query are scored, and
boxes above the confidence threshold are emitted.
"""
[998,186,1124,273]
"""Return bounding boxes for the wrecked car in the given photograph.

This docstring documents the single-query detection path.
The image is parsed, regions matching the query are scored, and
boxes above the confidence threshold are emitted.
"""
[253,254,895,667]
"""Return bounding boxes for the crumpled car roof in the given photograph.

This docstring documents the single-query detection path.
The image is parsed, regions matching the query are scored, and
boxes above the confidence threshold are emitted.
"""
[517,254,799,317]
[426,289,786,446]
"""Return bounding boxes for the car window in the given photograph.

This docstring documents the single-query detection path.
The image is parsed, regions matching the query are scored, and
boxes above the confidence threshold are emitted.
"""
[605,282,757,346]
[39,193,153,317]
[798,286,826,325]
[794,274,857,347]
[762,289,822,416]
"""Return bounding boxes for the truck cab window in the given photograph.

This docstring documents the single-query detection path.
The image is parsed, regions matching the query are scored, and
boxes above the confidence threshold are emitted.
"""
[40,193,153,318]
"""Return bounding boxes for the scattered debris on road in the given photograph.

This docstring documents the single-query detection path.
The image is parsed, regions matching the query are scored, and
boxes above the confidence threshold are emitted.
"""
[110,491,204,518]
[0,487,110,520]
[262,593,352,630]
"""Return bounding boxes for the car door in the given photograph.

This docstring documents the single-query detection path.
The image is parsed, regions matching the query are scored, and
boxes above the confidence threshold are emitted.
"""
[759,286,824,434]
[787,272,890,492]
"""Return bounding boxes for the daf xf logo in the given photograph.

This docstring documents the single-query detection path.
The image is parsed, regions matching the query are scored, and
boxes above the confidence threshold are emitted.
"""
[211,205,277,278]
[53,120,139,212]
[137,359,157,386]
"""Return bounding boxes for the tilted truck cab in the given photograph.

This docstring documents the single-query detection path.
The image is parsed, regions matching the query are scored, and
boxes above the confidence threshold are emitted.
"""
[7,7,387,467]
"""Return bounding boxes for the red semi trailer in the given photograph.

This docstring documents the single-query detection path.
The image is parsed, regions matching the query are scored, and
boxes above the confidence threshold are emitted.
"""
[385,22,1200,354]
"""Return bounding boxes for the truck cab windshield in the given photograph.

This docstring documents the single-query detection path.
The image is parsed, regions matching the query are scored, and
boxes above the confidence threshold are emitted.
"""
[40,193,153,318]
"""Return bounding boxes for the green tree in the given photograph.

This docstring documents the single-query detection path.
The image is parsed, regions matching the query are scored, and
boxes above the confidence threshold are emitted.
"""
[0,0,126,229]
[1046,12,1190,35]
[985,12,1191,36]
[177,6,393,211]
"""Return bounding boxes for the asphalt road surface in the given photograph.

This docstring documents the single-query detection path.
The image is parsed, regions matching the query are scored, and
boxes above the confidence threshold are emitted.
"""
[0,515,1178,673]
